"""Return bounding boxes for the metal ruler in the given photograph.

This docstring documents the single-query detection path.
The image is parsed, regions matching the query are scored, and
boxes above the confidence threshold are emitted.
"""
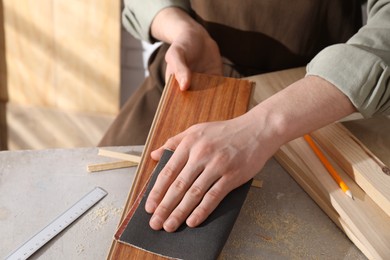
[6,187,108,260]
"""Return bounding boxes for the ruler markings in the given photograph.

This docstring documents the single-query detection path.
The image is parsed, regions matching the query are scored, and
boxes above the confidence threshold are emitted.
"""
[6,187,108,260]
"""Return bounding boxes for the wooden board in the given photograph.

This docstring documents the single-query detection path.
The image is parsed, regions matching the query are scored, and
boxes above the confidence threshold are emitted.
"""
[108,73,253,259]
[0,0,7,103]
[343,116,390,168]
[312,122,390,217]
[248,67,390,259]
[0,1,7,150]
[3,0,120,114]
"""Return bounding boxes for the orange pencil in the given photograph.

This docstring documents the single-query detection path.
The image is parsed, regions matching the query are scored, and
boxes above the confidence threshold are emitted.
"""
[304,134,354,199]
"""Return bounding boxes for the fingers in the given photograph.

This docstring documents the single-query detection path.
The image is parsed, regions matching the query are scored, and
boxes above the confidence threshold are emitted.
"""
[149,171,231,232]
[164,169,229,232]
[148,155,234,232]
[186,178,231,227]
[149,161,209,232]
[145,147,188,214]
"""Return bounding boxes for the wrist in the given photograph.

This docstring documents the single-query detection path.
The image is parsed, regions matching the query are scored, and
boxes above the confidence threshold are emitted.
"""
[244,105,288,154]
[247,76,356,150]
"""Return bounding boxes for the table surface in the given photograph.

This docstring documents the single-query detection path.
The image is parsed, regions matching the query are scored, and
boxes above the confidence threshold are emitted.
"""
[0,146,366,259]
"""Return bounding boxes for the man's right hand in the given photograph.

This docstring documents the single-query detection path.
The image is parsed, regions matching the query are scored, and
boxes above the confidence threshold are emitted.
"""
[151,7,223,90]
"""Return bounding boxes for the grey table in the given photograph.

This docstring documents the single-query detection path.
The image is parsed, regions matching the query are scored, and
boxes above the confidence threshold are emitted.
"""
[0,146,365,259]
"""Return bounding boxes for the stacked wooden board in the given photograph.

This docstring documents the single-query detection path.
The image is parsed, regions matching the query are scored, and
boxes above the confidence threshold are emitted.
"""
[249,67,390,259]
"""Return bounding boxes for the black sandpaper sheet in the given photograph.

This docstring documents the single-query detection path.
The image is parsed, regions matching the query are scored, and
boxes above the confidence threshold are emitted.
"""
[118,149,251,259]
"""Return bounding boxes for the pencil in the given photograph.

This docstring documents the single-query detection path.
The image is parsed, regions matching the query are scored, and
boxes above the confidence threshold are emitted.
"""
[303,134,354,199]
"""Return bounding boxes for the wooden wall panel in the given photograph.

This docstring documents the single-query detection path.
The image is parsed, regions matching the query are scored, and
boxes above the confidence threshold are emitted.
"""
[0,0,7,103]
[3,0,120,114]
[1,0,7,150]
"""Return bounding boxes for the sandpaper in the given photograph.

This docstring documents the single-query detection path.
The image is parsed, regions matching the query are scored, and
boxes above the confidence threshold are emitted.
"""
[118,149,251,260]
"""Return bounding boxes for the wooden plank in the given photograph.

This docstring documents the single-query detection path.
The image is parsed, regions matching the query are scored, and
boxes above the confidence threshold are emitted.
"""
[98,149,142,164]
[0,0,7,150]
[277,138,389,259]
[3,0,120,114]
[87,160,137,173]
[248,67,306,108]
[249,67,390,259]
[312,122,390,216]
[343,116,390,168]
[108,73,253,259]
[0,0,7,103]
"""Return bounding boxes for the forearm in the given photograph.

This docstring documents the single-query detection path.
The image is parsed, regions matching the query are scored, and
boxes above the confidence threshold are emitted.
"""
[151,7,208,44]
[307,0,390,117]
[247,75,356,150]
[122,0,190,42]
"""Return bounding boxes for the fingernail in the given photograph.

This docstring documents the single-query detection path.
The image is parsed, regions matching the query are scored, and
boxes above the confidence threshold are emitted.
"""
[187,215,199,227]
[180,78,186,89]
[164,218,179,232]
[150,215,163,230]
[145,201,156,213]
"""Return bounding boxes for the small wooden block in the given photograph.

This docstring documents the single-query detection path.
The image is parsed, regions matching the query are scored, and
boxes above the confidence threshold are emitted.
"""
[87,160,138,173]
[98,148,141,164]
[251,179,263,188]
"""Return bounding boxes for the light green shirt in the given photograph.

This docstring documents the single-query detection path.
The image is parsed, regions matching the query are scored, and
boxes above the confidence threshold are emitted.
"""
[122,0,390,117]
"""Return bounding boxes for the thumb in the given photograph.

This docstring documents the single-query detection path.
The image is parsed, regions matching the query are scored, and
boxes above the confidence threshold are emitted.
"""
[165,47,191,91]
[150,131,185,160]
[150,147,165,161]
[174,63,191,91]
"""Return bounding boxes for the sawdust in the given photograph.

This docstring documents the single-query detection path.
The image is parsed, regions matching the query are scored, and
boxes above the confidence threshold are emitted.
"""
[74,201,123,255]
[221,190,315,259]
[86,202,123,231]
[0,206,10,220]
[76,244,85,255]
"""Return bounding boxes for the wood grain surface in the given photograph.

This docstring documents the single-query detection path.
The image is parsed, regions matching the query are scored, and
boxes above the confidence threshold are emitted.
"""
[3,0,120,114]
[0,0,7,150]
[108,73,253,259]
[312,122,390,217]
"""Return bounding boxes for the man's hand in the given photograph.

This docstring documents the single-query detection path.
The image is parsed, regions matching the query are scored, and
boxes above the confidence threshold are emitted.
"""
[144,114,279,232]
[143,75,356,232]
[151,7,223,90]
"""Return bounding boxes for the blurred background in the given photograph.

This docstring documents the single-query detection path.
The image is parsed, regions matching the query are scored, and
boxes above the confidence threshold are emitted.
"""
[0,0,159,150]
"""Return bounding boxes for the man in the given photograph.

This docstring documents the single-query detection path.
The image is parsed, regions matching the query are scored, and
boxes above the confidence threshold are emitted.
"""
[100,0,390,232]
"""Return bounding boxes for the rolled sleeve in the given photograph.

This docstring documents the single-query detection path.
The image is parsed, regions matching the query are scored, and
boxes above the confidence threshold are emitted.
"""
[306,0,390,117]
[122,0,191,43]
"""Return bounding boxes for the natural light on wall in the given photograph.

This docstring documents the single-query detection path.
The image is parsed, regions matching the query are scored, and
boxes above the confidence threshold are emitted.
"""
[2,0,120,150]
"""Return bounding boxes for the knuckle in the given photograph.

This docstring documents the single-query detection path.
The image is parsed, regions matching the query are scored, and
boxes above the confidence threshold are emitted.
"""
[172,177,188,193]
[148,189,162,201]
[165,136,176,146]
[160,164,176,179]
[172,206,188,220]
[206,187,224,203]
[156,203,171,215]
[188,184,204,200]
[194,205,209,217]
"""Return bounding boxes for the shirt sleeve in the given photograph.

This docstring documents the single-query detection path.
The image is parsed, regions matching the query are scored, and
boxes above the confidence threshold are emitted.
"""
[306,0,390,117]
[122,0,191,43]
